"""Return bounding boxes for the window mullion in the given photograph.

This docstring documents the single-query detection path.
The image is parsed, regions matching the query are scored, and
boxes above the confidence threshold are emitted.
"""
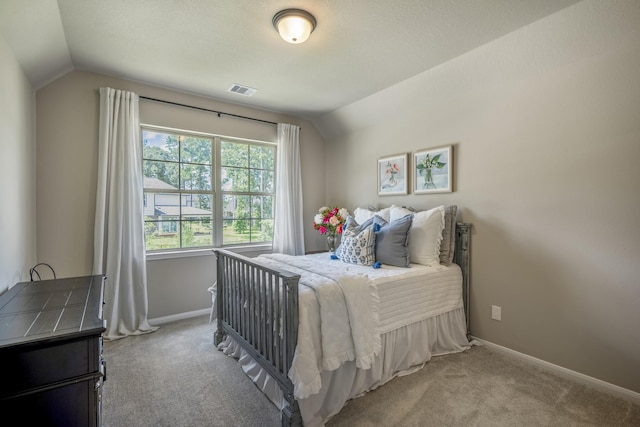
[177,135,183,249]
[213,136,223,247]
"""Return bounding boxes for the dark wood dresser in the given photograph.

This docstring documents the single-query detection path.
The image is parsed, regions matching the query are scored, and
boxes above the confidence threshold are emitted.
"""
[0,275,106,426]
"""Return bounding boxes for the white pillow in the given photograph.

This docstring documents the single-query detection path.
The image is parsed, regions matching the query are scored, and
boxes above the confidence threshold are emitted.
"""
[354,206,392,224]
[408,205,445,266]
[390,205,413,223]
[376,206,392,222]
[353,207,376,225]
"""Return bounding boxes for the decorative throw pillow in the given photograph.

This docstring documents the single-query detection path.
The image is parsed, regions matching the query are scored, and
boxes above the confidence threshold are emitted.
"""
[344,215,373,233]
[372,215,388,228]
[439,205,457,266]
[375,214,412,268]
[335,216,368,257]
[337,225,376,266]
[408,205,445,266]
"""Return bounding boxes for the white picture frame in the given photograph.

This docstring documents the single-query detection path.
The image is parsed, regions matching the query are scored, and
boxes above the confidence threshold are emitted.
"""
[413,145,453,194]
[377,153,409,196]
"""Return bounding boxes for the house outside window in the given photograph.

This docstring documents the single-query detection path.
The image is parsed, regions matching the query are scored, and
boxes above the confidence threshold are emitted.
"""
[142,126,275,252]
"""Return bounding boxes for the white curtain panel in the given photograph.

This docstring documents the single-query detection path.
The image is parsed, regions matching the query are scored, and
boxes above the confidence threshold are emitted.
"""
[272,123,305,255]
[93,87,158,340]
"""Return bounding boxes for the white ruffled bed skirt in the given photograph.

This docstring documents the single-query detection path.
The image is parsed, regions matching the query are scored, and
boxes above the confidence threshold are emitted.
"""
[218,307,471,427]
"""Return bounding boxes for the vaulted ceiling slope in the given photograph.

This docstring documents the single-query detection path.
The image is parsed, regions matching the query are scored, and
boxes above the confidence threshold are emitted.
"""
[0,0,581,119]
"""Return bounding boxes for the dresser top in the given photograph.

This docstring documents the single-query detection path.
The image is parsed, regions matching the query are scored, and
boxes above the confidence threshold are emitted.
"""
[0,275,105,349]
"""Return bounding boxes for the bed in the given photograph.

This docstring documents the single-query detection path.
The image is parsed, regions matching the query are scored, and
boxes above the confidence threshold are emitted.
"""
[213,205,471,426]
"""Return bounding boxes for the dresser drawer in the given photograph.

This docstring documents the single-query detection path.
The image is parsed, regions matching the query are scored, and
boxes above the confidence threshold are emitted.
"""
[1,335,101,397]
[1,376,101,427]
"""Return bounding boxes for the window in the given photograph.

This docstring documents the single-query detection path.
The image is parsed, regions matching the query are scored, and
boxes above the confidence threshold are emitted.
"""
[221,139,275,245]
[142,126,275,252]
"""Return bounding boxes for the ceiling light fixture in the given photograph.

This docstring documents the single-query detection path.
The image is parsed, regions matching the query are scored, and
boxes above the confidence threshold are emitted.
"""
[272,9,316,44]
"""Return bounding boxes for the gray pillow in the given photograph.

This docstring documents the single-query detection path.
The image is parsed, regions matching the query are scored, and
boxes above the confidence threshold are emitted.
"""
[345,215,373,232]
[375,214,412,268]
[439,205,457,266]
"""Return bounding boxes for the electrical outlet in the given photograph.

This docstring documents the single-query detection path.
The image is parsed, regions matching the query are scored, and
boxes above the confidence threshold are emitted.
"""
[491,305,502,321]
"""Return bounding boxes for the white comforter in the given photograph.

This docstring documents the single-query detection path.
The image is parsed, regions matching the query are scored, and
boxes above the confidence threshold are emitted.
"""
[254,253,464,401]
[256,253,382,399]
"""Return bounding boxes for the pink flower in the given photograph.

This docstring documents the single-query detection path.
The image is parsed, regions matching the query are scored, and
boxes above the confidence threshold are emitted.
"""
[313,206,349,236]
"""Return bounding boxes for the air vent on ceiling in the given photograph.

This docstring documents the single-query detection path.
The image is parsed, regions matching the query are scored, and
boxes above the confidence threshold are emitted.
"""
[228,84,257,97]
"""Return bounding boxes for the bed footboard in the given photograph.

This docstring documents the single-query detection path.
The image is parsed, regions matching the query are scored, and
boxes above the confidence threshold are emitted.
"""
[213,249,302,426]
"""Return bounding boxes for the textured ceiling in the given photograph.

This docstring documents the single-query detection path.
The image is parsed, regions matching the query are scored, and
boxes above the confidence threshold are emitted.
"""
[0,0,581,119]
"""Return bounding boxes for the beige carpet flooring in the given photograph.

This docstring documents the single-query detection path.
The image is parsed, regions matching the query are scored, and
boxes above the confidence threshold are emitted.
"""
[102,315,640,426]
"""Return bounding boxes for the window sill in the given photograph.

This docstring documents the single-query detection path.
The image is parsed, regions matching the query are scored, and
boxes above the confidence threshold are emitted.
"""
[146,244,273,261]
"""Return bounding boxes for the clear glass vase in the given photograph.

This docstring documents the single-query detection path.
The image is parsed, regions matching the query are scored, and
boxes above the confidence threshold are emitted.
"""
[326,234,338,252]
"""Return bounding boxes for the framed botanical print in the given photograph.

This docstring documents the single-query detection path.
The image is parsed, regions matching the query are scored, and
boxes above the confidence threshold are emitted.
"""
[377,153,409,196]
[413,145,453,194]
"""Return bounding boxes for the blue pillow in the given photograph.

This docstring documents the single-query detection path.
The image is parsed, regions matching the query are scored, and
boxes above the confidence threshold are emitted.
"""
[374,214,412,268]
[345,215,373,232]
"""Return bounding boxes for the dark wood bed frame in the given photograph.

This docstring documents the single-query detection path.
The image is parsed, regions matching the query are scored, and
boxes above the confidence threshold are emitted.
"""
[214,223,471,426]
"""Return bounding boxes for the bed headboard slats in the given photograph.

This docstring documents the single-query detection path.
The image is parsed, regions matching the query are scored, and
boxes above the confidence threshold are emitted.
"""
[454,223,472,337]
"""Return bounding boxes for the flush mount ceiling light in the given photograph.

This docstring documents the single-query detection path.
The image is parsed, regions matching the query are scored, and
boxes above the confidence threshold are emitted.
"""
[272,8,316,44]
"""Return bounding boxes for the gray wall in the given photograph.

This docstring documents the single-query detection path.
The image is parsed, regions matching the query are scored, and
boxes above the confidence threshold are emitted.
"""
[314,0,640,394]
[35,70,328,320]
[0,34,36,294]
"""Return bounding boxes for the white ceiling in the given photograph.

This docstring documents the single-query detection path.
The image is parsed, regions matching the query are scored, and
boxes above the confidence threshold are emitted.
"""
[0,0,581,119]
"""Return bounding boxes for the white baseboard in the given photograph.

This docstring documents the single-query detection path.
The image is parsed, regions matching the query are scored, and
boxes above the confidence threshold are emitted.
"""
[149,308,210,326]
[471,337,640,405]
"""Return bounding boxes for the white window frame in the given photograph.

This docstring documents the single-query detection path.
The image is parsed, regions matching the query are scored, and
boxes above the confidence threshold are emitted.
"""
[142,124,276,258]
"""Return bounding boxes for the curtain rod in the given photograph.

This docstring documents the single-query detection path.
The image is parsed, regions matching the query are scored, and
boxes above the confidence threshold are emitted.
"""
[139,96,278,127]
